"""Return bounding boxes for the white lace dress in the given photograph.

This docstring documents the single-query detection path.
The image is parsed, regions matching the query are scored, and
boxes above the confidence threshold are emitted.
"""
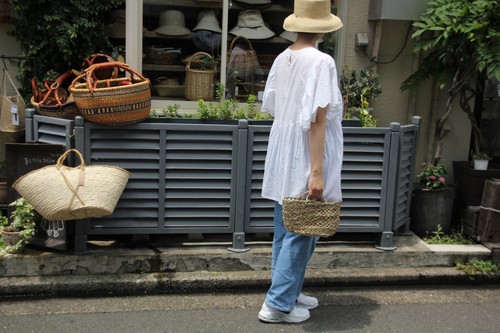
[261,47,343,204]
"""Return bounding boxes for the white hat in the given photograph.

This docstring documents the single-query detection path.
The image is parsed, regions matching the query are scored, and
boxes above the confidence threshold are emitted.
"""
[155,10,191,36]
[283,0,343,33]
[193,10,222,33]
[229,10,275,40]
[279,31,297,42]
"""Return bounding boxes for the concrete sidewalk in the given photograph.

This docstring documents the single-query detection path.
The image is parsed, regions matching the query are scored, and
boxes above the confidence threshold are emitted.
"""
[0,234,497,297]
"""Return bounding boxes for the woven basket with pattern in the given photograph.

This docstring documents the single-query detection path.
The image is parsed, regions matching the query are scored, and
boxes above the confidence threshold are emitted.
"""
[70,62,151,125]
[282,192,341,238]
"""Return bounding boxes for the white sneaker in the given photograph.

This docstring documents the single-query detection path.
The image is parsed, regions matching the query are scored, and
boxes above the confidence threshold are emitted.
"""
[258,303,310,323]
[295,293,319,310]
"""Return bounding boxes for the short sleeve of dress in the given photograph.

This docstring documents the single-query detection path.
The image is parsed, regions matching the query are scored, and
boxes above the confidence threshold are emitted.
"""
[299,56,343,129]
[261,65,276,115]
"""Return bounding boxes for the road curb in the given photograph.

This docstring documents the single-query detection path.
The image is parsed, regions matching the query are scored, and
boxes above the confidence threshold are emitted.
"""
[1,267,498,297]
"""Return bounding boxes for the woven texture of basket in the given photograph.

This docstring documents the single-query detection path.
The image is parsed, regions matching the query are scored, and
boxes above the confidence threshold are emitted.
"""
[146,47,181,65]
[12,149,130,221]
[69,62,151,125]
[185,52,216,101]
[31,71,82,120]
[282,193,341,238]
[227,36,259,78]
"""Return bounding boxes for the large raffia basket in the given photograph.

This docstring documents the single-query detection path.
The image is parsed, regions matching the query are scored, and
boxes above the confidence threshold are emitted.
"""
[69,62,151,125]
[184,52,216,101]
[12,149,131,221]
[282,192,341,238]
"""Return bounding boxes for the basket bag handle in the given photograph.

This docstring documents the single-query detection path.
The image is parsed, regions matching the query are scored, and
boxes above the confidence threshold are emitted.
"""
[228,36,255,53]
[55,149,87,209]
[185,52,216,71]
[39,81,69,107]
[70,62,150,93]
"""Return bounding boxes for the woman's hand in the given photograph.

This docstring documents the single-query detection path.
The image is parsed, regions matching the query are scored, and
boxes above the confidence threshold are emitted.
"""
[308,171,324,200]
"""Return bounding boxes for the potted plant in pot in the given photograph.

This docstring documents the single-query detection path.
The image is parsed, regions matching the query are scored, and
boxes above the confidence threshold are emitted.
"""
[401,0,500,205]
[471,151,492,171]
[0,197,37,254]
[410,161,455,237]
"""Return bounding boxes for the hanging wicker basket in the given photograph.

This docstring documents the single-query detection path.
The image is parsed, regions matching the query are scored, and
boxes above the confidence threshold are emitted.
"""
[184,52,216,101]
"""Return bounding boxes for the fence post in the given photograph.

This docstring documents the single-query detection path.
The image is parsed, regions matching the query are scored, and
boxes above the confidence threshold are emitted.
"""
[228,119,250,252]
[25,108,35,142]
[69,116,88,254]
[376,122,400,251]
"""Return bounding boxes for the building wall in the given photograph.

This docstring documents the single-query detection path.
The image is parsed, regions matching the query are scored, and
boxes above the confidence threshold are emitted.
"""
[343,0,471,179]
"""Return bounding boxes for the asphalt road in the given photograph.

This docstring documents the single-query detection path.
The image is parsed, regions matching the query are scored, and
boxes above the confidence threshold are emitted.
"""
[1,285,499,333]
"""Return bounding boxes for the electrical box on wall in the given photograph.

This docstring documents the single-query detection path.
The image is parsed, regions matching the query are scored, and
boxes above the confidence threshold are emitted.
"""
[368,0,428,21]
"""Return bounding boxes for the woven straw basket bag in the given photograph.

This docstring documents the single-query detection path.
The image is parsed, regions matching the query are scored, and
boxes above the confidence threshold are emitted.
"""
[282,192,342,238]
[13,149,130,221]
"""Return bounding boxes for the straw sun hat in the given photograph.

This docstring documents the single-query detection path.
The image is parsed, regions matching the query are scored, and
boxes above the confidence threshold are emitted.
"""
[284,0,343,33]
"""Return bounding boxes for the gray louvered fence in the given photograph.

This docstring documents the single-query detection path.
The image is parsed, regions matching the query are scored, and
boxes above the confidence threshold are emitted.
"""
[25,109,421,253]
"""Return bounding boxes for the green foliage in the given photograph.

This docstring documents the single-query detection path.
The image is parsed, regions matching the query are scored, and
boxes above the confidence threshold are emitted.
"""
[340,66,381,127]
[402,0,500,91]
[456,260,500,274]
[416,161,448,190]
[340,66,382,109]
[423,224,475,244]
[9,0,122,96]
[156,104,181,118]
[0,198,38,254]
[471,150,492,160]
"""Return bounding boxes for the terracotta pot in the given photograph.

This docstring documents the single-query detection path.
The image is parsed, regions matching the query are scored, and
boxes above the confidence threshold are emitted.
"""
[1,229,20,247]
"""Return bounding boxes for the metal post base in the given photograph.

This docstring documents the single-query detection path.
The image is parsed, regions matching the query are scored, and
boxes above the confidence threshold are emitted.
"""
[227,232,250,253]
[398,220,415,236]
[375,231,397,251]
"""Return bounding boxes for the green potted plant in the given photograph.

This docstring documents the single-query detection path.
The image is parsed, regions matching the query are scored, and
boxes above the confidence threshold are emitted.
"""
[471,151,492,171]
[340,65,381,127]
[0,197,37,254]
[410,161,455,237]
[401,0,500,207]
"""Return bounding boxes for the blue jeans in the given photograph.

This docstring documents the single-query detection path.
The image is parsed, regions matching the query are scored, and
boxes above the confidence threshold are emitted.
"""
[265,202,319,312]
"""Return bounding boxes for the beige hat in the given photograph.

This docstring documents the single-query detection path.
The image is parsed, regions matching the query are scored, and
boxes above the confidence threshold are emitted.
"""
[229,10,275,39]
[193,10,222,33]
[155,10,191,36]
[283,0,343,33]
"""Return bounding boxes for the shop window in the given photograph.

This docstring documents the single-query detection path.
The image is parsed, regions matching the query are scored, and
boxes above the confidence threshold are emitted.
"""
[115,0,342,107]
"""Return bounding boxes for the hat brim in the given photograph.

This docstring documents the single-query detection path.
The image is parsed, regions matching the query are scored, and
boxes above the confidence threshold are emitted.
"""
[193,21,222,33]
[283,14,343,33]
[229,26,275,40]
[155,25,191,36]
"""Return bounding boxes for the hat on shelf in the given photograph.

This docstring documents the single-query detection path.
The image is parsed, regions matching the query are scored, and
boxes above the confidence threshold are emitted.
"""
[193,10,222,33]
[283,0,343,33]
[155,10,191,36]
[233,0,273,10]
[279,30,297,42]
[229,10,275,40]
[192,10,222,52]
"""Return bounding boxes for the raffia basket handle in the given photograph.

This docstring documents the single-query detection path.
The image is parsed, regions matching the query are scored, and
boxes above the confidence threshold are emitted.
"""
[185,52,217,71]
